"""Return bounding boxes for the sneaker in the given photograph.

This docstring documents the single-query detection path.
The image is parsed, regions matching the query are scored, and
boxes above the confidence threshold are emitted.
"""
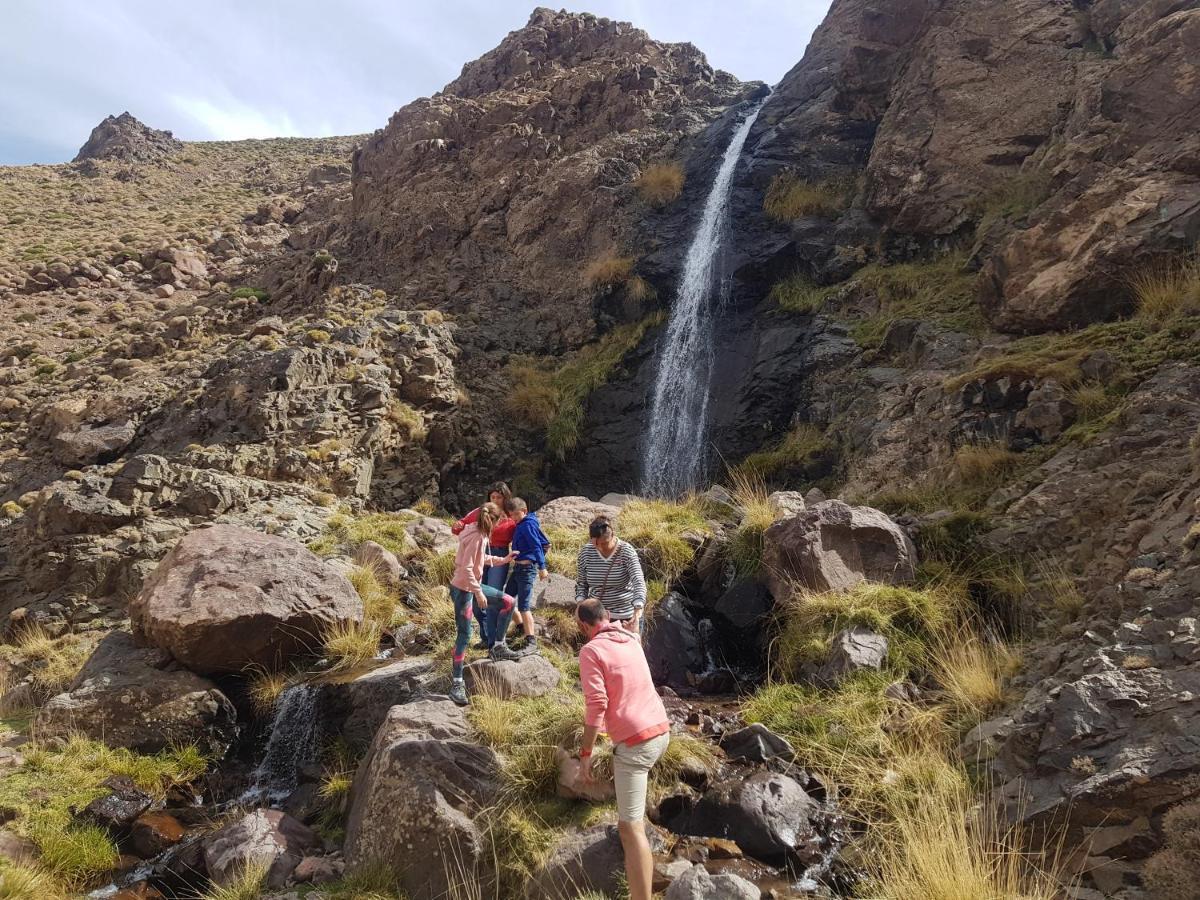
[448,680,468,706]
[489,642,522,662]
[473,640,489,651]
[517,636,539,656]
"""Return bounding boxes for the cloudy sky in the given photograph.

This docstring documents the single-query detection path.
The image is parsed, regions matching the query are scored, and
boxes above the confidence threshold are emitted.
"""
[2,1,831,166]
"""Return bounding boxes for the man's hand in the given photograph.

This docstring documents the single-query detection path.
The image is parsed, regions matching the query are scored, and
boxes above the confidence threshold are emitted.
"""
[578,754,595,784]
[538,568,549,581]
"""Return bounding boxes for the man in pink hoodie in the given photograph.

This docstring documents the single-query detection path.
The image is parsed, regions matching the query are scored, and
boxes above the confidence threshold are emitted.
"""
[575,598,670,900]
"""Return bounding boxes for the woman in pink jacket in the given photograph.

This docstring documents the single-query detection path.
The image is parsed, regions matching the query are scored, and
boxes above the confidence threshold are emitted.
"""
[448,501,519,706]
[575,597,670,900]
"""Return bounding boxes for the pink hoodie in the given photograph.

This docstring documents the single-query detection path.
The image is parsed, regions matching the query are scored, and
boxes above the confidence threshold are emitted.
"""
[450,523,507,594]
[579,623,669,746]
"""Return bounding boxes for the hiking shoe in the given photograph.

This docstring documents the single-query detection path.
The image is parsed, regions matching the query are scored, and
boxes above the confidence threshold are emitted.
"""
[448,680,468,706]
[473,640,489,651]
[489,642,522,662]
[517,637,540,656]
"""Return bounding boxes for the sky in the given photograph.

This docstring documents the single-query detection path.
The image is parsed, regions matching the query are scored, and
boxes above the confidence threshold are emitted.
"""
[1,1,832,166]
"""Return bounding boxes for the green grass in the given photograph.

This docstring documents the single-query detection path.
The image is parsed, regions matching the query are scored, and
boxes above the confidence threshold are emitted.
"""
[725,471,779,575]
[972,171,1052,233]
[735,423,827,481]
[769,273,838,314]
[618,496,712,582]
[505,312,664,460]
[850,253,982,349]
[230,286,269,302]
[309,510,414,557]
[764,172,854,222]
[0,737,207,888]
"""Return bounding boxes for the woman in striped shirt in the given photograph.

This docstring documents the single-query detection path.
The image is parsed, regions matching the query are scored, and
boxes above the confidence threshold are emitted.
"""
[575,515,647,634]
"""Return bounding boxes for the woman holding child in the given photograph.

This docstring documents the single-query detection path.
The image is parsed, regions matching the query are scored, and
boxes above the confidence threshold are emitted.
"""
[452,481,515,648]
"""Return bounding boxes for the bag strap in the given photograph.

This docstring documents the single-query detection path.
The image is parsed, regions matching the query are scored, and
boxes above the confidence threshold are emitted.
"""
[594,542,622,601]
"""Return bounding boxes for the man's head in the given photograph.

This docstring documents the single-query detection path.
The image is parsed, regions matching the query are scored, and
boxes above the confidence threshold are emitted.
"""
[576,597,610,640]
[504,496,528,522]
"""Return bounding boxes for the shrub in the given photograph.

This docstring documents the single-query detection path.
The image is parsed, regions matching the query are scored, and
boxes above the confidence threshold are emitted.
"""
[583,254,635,287]
[306,328,331,343]
[386,400,426,441]
[764,172,850,221]
[322,620,382,670]
[951,442,1021,488]
[1132,256,1200,324]
[636,162,685,206]
[768,273,836,314]
[736,423,826,481]
[1145,801,1200,900]
[230,286,269,302]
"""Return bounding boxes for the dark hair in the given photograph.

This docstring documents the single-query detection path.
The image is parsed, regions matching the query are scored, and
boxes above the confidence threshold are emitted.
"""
[476,501,502,537]
[489,482,512,502]
[588,515,614,539]
[576,598,610,626]
[505,496,528,515]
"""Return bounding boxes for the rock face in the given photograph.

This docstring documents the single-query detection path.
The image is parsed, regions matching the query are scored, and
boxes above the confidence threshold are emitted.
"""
[343,702,500,900]
[74,112,182,163]
[129,524,363,674]
[202,809,318,888]
[761,501,917,600]
[34,631,237,755]
[464,653,561,699]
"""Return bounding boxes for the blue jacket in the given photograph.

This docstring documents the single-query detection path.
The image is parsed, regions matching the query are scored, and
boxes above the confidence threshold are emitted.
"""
[511,512,551,570]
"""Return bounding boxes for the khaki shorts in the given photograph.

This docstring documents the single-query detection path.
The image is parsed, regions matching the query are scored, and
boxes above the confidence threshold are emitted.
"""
[612,731,670,823]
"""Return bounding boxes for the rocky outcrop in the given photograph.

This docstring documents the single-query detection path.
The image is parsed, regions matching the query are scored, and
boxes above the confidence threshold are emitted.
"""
[343,702,500,900]
[74,112,182,163]
[665,864,760,900]
[531,822,668,900]
[130,525,363,674]
[202,809,318,888]
[34,631,237,755]
[464,654,561,699]
[761,501,916,600]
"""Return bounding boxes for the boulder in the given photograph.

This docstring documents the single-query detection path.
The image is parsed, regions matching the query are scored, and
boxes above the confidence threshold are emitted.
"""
[325,657,436,748]
[0,830,38,865]
[820,627,889,681]
[556,748,615,802]
[203,809,318,888]
[598,493,638,508]
[130,812,186,858]
[530,822,667,900]
[130,524,363,674]
[354,540,407,587]
[767,491,806,519]
[660,771,826,865]
[1013,380,1076,444]
[51,420,137,466]
[464,654,561,700]
[401,514,457,555]
[761,500,917,600]
[34,631,237,755]
[719,723,794,763]
[80,776,153,830]
[665,864,760,900]
[537,496,620,531]
[535,572,578,610]
[644,593,705,691]
[344,703,499,900]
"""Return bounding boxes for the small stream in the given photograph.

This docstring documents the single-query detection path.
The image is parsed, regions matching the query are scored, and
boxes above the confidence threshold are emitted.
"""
[240,682,322,805]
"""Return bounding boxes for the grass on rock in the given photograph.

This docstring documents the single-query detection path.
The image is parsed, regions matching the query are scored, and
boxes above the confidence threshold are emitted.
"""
[768,273,839,314]
[635,162,685,207]
[735,423,827,482]
[849,253,982,349]
[198,860,270,900]
[764,172,853,222]
[1131,255,1200,324]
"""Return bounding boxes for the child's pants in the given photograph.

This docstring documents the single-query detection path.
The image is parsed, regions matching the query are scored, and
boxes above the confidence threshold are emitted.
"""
[449,584,505,678]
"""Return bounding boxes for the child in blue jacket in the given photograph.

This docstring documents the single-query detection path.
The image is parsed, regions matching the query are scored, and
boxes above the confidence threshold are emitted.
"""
[497,497,552,653]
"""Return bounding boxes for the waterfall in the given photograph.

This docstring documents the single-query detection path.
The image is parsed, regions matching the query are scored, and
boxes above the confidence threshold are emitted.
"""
[641,98,766,496]
[241,683,321,805]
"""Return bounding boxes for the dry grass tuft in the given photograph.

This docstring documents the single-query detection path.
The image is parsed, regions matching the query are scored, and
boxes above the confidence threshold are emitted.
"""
[583,255,635,287]
[246,669,290,717]
[764,172,851,221]
[931,631,1019,721]
[322,619,382,671]
[636,162,685,207]
[1132,255,1200,323]
[199,860,270,900]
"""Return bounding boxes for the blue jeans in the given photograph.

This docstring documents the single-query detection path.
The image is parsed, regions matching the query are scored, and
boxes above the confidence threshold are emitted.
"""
[476,547,510,643]
[450,584,504,678]
[495,563,537,642]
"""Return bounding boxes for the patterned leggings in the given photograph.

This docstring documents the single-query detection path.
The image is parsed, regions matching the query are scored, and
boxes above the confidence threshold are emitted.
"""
[449,585,512,678]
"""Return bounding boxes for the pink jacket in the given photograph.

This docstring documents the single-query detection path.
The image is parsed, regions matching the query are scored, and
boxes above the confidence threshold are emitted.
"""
[579,624,669,746]
[450,523,506,594]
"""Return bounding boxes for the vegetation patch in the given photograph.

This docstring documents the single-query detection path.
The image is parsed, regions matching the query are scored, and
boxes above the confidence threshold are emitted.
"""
[972,170,1053,234]
[735,423,827,482]
[618,495,712,582]
[583,255,634,287]
[849,253,983,349]
[764,172,853,222]
[769,272,838,314]
[1131,255,1200,323]
[635,162,685,207]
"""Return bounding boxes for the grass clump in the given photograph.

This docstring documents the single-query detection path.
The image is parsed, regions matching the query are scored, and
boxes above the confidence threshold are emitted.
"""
[636,162,685,207]
[618,496,711,583]
[0,862,67,900]
[850,253,982,349]
[583,255,634,287]
[768,272,838,314]
[349,564,399,626]
[3,628,95,699]
[1144,800,1200,900]
[764,172,851,221]
[199,860,270,900]
[230,286,269,302]
[726,471,778,575]
[386,400,426,441]
[505,312,664,460]
[973,171,1052,233]
[735,423,826,481]
[1131,255,1200,324]
[309,510,412,557]
[246,669,290,716]
[322,619,382,671]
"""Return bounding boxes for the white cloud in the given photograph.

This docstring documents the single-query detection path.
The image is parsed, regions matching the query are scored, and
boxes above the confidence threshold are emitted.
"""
[169,96,301,141]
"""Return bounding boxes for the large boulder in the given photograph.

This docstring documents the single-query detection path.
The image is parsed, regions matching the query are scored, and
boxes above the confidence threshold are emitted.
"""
[51,420,137,467]
[658,771,826,865]
[74,111,182,163]
[665,864,760,900]
[761,500,916,600]
[130,525,363,674]
[34,631,237,755]
[322,657,436,748]
[464,654,561,699]
[344,702,499,900]
[203,809,318,888]
[530,822,667,900]
[534,572,578,610]
[536,496,621,531]
[644,593,705,691]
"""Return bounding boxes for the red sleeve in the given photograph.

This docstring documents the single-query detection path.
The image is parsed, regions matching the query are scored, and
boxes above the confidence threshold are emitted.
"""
[579,646,608,729]
[451,506,480,536]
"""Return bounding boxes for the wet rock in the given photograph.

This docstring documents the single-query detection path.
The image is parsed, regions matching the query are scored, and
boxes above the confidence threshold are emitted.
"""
[665,863,760,900]
[130,812,186,858]
[327,657,436,748]
[719,723,795,763]
[203,809,318,889]
[344,703,499,900]
[464,653,561,700]
[820,627,888,681]
[130,524,363,674]
[81,776,153,829]
[35,632,237,756]
[762,500,917,600]
[644,593,704,691]
[537,496,621,531]
[530,822,667,900]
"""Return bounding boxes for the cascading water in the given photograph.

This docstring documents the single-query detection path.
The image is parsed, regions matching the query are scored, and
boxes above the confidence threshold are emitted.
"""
[641,97,767,496]
[241,682,321,804]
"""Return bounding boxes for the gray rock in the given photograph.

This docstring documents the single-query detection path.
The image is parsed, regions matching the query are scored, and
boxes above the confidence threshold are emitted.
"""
[598,492,639,508]
[665,864,760,900]
[530,822,667,900]
[644,593,704,691]
[767,490,806,518]
[130,524,364,674]
[344,703,499,900]
[354,540,407,587]
[80,776,153,829]
[719,722,795,763]
[537,496,620,531]
[51,420,137,466]
[534,572,578,610]
[401,514,457,555]
[464,653,561,699]
[762,500,917,600]
[329,657,437,748]
[820,626,888,680]
[203,809,318,888]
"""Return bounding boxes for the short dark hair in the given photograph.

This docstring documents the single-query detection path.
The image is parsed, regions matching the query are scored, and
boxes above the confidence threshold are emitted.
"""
[576,598,610,626]
[504,496,528,515]
[489,481,512,501]
[588,515,614,539]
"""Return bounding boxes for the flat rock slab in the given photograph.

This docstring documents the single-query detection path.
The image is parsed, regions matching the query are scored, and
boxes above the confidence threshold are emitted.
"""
[465,653,561,699]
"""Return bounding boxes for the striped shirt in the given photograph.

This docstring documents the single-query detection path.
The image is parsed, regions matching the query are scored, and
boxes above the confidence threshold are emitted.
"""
[575,540,647,621]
